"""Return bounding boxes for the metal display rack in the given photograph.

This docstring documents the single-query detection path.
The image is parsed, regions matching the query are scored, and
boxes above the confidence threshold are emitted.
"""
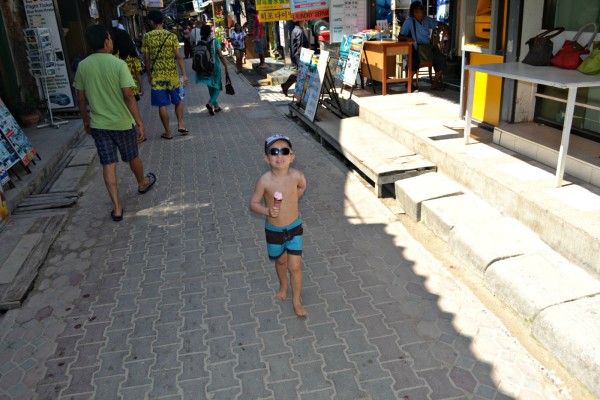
[23,28,68,129]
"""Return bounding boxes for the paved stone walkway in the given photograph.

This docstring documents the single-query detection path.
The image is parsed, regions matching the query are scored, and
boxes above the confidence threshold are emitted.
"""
[0,60,572,399]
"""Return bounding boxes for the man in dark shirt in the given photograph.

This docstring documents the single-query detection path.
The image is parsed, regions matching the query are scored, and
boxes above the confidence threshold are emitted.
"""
[281,20,309,96]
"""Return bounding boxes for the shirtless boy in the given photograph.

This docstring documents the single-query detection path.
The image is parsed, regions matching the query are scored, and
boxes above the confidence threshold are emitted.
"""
[249,134,307,317]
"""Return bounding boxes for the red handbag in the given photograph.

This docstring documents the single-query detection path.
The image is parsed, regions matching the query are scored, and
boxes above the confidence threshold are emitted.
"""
[551,22,598,70]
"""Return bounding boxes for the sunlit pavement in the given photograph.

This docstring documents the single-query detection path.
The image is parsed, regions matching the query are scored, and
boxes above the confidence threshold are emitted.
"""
[0,58,574,399]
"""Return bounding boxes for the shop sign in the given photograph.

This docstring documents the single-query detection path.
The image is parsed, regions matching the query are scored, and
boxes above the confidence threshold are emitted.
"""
[291,8,329,20]
[145,0,164,7]
[259,9,292,22]
[23,0,74,109]
[257,0,290,11]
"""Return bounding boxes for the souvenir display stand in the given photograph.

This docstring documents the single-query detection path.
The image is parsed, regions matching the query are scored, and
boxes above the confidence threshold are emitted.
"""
[24,28,68,129]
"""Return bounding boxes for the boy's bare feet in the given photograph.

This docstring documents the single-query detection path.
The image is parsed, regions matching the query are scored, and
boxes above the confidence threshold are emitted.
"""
[293,302,307,318]
[276,287,287,301]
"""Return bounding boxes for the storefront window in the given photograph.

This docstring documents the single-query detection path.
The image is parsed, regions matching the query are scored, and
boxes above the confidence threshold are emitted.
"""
[536,0,600,141]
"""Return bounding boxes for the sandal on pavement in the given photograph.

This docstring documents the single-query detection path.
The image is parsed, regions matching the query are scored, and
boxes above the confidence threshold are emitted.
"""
[214,107,222,113]
[177,128,190,135]
[111,208,124,222]
[161,133,173,140]
[206,103,215,116]
[138,172,156,194]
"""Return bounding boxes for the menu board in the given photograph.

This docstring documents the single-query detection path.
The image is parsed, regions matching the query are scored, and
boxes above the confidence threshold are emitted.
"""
[329,0,368,43]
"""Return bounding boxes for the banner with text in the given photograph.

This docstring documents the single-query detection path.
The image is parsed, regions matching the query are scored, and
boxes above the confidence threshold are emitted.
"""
[259,9,292,22]
[256,0,290,10]
[291,0,329,20]
[24,0,74,109]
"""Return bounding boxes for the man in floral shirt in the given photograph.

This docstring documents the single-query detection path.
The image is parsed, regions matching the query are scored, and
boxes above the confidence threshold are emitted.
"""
[142,10,189,139]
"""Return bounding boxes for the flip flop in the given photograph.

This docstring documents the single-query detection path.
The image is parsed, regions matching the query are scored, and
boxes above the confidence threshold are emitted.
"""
[111,208,124,222]
[161,133,173,140]
[206,103,215,116]
[214,107,222,113]
[178,128,190,135]
[138,172,156,194]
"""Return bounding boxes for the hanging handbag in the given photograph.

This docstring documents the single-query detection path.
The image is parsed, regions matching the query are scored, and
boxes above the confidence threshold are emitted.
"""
[578,41,600,75]
[550,22,598,70]
[225,73,235,95]
[522,27,564,66]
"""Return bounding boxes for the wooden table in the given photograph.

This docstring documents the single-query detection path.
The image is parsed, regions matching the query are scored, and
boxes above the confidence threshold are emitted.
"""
[360,41,413,96]
[464,62,600,187]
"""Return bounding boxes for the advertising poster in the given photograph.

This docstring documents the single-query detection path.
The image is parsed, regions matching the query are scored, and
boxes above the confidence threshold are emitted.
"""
[342,34,365,86]
[304,50,329,121]
[0,185,9,233]
[0,98,37,167]
[291,0,329,20]
[0,137,17,186]
[294,48,316,101]
[436,0,450,24]
[24,0,74,109]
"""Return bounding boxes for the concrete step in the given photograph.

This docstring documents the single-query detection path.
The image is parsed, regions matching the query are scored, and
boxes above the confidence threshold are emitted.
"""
[394,172,463,220]
[355,92,600,279]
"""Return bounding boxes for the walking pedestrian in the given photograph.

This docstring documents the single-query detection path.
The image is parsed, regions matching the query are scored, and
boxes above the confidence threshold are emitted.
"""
[253,12,267,68]
[280,20,309,96]
[183,24,192,58]
[194,25,229,115]
[142,10,189,139]
[230,22,246,73]
[112,28,144,102]
[74,25,156,222]
[249,134,307,317]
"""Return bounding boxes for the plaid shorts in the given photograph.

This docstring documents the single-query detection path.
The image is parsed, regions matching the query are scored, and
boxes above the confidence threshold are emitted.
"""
[91,127,139,165]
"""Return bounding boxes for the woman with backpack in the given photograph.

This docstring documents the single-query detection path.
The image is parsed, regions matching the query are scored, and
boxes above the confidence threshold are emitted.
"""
[194,25,229,115]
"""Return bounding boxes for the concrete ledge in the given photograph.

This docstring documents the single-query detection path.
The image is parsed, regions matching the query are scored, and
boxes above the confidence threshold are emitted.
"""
[485,252,600,321]
[394,172,464,221]
[420,194,500,241]
[355,93,600,278]
[448,218,547,275]
[68,147,97,167]
[533,296,600,396]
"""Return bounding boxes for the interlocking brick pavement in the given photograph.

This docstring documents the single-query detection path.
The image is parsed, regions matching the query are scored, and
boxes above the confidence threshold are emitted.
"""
[0,58,575,399]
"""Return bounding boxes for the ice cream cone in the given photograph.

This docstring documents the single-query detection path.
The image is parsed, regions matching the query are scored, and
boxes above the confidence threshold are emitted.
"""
[274,192,283,209]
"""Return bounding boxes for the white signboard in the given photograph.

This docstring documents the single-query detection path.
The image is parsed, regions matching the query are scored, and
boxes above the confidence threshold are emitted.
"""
[23,0,74,109]
[304,50,329,121]
[329,0,368,43]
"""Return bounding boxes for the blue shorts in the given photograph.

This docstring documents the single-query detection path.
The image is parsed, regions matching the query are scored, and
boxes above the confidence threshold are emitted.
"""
[91,127,138,165]
[253,38,265,55]
[265,218,303,260]
[151,83,182,107]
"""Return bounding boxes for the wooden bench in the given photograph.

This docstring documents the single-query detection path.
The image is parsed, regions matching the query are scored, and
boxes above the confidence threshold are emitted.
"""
[289,104,436,196]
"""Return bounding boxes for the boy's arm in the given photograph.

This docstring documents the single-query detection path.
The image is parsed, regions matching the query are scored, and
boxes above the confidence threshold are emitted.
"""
[297,171,307,198]
[249,178,271,217]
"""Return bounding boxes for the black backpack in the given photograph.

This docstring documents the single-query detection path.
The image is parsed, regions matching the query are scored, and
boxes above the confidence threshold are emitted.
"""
[192,38,215,76]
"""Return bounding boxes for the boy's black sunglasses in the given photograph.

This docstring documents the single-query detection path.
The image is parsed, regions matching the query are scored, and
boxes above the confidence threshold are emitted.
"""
[268,148,291,156]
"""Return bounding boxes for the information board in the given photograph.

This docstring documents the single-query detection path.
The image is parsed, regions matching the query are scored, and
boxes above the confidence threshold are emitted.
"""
[24,0,74,109]
[329,0,368,43]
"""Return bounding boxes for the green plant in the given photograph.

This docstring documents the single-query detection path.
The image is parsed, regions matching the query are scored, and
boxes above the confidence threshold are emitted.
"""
[16,85,43,115]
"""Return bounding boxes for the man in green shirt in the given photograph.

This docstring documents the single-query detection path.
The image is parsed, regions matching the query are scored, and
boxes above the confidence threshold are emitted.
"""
[74,24,156,222]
